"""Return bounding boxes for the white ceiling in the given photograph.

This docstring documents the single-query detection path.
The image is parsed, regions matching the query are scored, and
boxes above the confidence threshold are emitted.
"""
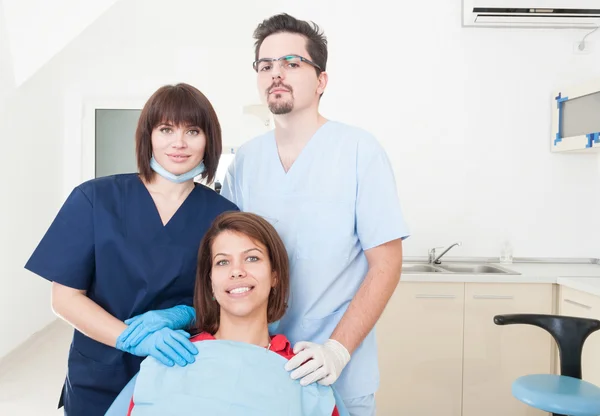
[0,0,121,88]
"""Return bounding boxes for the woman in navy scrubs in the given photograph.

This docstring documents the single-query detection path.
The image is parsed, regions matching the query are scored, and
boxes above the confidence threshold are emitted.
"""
[25,83,238,415]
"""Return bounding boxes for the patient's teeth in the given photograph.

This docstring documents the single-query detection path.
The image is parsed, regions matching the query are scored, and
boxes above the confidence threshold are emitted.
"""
[230,287,251,294]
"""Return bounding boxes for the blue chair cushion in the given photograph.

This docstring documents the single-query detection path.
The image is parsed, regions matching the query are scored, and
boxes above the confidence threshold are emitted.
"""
[512,374,600,416]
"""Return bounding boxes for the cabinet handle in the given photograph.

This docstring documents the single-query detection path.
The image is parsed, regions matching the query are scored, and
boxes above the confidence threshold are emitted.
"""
[473,295,514,300]
[415,294,457,299]
[564,299,592,310]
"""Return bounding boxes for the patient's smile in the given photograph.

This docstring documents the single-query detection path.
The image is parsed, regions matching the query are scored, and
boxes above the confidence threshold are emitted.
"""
[228,286,254,296]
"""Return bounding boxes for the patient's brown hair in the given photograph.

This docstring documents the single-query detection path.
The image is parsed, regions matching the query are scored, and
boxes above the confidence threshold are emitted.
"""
[193,212,289,335]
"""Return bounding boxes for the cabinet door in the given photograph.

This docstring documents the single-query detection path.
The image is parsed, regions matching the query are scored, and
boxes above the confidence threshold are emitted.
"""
[462,283,553,416]
[375,282,464,416]
[559,286,600,387]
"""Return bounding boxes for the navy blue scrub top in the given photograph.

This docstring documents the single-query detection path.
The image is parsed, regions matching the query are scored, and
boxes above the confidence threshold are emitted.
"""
[24,173,238,415]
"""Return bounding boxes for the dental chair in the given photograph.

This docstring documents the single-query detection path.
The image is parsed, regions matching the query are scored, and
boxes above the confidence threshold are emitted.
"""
[106,373,137,415]
[105,372,351,416]
[494,314,600,416]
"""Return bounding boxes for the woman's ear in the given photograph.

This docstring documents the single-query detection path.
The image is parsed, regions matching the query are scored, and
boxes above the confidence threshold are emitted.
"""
[271,271,278,289]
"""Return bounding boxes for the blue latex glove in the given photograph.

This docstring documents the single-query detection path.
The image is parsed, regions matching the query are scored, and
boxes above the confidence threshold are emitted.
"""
[116,327,198,367]
[120,305,196,348]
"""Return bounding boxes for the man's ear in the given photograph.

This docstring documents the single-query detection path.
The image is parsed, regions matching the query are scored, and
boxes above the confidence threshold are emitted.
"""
[316,71,328,95]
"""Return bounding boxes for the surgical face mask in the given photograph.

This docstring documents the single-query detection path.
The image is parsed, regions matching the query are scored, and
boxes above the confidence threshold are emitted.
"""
[150,156,205,184]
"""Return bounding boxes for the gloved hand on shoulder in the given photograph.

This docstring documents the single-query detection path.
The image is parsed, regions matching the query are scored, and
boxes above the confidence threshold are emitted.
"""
[285,339,351,386]
[116,327,198,367]
[119,305,196,348]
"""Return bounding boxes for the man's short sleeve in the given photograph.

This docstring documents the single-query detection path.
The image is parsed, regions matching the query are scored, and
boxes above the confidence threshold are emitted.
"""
[355,138,410,251]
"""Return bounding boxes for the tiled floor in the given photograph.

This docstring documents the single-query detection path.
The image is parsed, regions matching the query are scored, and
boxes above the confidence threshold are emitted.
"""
[0,319,71,415]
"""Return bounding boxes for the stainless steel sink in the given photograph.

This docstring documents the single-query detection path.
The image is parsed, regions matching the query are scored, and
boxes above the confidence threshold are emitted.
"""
[402,264,446,273]
[436,263,516,274]
[402,262,519,275]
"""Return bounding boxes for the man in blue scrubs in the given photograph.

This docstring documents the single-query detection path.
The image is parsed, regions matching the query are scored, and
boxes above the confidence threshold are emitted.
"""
[221,14,410,416]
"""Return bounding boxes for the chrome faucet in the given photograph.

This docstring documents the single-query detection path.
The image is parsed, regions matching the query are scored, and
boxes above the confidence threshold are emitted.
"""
[428,242,462,264]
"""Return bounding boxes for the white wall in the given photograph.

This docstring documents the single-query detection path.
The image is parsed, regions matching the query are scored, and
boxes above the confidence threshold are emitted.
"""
[0,56,66,360]
[2,0,600,359]
[0,1,59,361]
[0,1,15,107]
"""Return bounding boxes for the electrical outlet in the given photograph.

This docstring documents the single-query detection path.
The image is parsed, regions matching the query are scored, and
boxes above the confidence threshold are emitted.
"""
[573,41,593,54]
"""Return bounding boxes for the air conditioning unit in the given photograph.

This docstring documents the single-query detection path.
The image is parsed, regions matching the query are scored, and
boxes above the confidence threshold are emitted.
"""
[463,0,600,28]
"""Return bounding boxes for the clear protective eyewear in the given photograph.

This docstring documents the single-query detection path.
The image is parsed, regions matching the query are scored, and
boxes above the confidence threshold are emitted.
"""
[253,54,322,73]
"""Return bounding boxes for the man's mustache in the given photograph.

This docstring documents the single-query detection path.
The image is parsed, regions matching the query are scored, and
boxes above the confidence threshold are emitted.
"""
[266,83,293,94]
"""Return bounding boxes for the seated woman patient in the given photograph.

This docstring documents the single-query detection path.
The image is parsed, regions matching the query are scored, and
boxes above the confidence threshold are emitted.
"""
[127,211,339,415]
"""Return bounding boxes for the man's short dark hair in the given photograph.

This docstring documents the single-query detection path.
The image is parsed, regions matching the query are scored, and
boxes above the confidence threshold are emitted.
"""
[253,13,328,74]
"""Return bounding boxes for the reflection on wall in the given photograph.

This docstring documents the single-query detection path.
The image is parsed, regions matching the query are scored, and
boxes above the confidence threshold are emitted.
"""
[95,109,140,177]
[207,151,236,194]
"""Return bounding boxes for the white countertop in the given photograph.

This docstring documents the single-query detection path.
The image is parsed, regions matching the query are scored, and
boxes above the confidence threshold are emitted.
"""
[556,277,600,297]
[400,261,600,296]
